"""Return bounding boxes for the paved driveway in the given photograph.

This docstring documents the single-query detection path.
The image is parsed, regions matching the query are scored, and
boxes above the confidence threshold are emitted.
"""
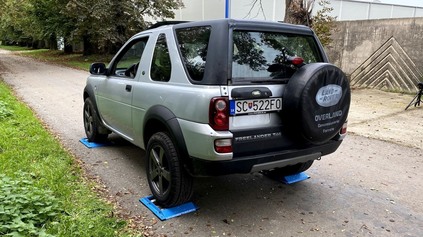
[1,49,422,236]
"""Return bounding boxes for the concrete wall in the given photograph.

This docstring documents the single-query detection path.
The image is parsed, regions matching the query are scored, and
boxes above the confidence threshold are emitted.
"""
[327,18,423,92]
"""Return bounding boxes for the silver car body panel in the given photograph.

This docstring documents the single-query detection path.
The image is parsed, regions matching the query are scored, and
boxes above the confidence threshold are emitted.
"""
[178,119,233,161]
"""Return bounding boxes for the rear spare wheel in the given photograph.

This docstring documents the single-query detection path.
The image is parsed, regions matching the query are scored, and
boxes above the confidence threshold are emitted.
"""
[282,63,350,144]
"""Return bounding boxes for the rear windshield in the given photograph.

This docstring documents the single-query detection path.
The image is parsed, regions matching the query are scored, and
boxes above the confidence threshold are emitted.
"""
[232,31,322,80]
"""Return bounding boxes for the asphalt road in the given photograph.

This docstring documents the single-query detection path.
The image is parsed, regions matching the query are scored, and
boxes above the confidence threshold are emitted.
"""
[1,50,422,237]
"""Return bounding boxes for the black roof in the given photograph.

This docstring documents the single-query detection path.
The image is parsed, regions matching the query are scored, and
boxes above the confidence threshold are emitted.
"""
[148,19,313,35]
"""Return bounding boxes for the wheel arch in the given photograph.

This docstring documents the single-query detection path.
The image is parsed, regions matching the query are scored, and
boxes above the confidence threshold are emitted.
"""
[83,84,98,110]
[143,105,190,165]
[83,84,110,135]
[83,84,104,122]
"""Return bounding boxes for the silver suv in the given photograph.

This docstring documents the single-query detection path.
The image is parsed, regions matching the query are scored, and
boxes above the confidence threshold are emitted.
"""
[83,19,350,207]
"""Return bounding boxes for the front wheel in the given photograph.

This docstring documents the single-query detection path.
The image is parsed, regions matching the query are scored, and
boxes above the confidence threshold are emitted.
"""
[146,132,193,207]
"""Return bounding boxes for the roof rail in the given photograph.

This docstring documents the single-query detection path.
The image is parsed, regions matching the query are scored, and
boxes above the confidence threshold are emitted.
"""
[148,21,190,30]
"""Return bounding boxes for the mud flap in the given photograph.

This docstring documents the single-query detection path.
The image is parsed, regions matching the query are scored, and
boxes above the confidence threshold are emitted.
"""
[140,196,197,221]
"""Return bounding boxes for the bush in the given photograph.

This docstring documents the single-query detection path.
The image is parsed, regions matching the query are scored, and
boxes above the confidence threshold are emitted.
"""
[0,101,13,120]
[0,173,61,237]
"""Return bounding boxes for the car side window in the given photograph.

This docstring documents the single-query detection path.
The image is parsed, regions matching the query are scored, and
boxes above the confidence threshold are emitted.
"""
[150,34,171,82]
[112,37,149,78]
[175,26,211,81]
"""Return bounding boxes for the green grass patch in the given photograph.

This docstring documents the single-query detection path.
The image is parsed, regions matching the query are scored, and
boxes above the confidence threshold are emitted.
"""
[1,45,112,71]
[0,81,136,236]
[0,45,32,51]
[19,49,113,71]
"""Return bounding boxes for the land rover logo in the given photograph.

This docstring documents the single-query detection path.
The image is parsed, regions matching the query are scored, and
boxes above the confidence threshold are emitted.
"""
[252,90,261,97]
[315,84,342,107]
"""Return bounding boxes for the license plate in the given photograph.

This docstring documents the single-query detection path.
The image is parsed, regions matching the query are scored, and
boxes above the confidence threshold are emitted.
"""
[229,98,282,115]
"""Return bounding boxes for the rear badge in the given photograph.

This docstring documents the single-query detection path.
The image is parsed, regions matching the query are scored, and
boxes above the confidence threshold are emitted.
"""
[252,90,262,97]
[315,84,342,107]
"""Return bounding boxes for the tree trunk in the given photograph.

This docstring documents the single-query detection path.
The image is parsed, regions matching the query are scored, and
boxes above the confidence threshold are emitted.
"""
[63,37,73,54]
[284,0,294,23]
[284,0,312,26]
[82,33,95,56]
[49,33,58,50]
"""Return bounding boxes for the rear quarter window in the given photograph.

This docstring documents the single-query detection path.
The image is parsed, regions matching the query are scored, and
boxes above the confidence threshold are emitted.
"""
[175,26,211,81]
[151,33,171,82]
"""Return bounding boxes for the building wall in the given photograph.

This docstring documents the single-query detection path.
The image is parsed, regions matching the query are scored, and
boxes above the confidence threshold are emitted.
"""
[172,0,226,20]
[315,0,423,21]
[171,0,423,22]
[327,18,423,92]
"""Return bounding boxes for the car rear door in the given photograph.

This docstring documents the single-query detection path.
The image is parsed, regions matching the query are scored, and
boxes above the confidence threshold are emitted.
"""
[227,30,324,157]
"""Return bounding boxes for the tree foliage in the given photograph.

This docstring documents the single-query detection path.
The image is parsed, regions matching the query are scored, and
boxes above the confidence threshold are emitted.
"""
[246,0,335,47]
[0,0,182,54]
[284,0,336,47]
[310,0,336,47]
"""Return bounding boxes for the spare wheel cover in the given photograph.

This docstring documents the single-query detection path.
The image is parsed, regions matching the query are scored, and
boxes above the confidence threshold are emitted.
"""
[282,63,350,144]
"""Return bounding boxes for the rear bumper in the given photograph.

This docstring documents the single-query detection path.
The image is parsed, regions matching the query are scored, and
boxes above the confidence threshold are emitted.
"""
[186,140,342,176]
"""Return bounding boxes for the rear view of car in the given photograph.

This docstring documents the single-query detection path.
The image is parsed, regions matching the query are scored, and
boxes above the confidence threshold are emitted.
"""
[84,19,350,208]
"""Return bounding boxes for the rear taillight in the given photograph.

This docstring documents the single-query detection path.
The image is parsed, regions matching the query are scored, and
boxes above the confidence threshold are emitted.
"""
[214,139,232,153]
[209,97,229,131]
[339,120,348,140]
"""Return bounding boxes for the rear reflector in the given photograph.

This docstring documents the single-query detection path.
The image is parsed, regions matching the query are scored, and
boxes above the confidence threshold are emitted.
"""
[338,121,348,140]
[340,121,348,135]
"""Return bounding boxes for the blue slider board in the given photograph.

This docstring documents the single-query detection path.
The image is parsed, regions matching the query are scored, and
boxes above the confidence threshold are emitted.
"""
[140,196,198,221]
[79,138,113,148]
[282,172,310,184]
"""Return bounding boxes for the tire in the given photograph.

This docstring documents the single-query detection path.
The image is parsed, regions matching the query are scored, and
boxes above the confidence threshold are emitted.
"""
[83,98,108,142]
[282,63,351,144]
[263,160,314,180]
[146,132,193,207]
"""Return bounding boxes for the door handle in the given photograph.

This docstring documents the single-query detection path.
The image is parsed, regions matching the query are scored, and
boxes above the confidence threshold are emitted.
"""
[125,85,132,92]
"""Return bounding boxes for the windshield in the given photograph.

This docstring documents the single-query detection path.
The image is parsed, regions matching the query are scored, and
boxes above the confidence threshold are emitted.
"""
[231,31,323,80]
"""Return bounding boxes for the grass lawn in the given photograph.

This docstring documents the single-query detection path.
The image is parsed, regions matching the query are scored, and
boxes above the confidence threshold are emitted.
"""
[0,80,137,236]
[0,45,32,51]
[0,45,113,71]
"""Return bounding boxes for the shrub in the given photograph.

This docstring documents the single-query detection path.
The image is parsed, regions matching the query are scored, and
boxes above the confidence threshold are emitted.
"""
[0,101,13,120]
[0,173,61,237]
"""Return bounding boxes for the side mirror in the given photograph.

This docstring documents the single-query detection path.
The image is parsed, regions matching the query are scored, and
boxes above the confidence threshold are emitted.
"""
[89,63,107,75]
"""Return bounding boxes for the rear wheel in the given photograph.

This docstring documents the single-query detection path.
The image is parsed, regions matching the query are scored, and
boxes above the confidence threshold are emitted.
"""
[146,132,193,207]
[263,160,314,180]
[83,98,108,142]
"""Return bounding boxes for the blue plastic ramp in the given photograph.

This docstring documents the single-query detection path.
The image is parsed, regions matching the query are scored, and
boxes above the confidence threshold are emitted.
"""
[282,172,310,184]
[79,138,113,148]
[140,196,197,221]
